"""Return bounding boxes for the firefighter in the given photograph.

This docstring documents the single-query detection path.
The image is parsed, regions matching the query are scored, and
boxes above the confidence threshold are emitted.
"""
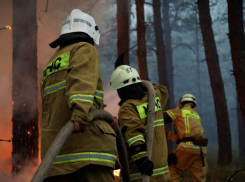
[164,94,208,182]
[110,65,171,182]
[41,9,118,182]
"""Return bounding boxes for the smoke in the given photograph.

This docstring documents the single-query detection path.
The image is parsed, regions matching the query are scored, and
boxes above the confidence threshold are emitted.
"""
[0,159,38,182]
[104,88,120,118]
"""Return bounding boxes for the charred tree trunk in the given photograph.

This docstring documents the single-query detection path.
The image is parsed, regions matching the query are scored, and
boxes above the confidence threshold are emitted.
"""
[136,0,149,80]
[12,0,39,175]
[197,0,232,164]
[162,0,174,109]
[227,0,245,129]
[238,100,245,158]
[117,0,130,65]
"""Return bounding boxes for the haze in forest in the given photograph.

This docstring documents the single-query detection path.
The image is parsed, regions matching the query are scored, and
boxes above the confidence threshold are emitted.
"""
[0,0,244,181]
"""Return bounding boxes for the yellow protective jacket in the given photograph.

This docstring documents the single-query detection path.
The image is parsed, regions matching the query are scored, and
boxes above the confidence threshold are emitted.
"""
[41,42,118,178]
[164,104,207,154]
[119,84,170,182]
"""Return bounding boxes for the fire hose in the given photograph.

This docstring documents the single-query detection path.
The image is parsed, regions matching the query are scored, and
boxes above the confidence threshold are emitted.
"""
[142,81,156,182]
[31,109,131,182]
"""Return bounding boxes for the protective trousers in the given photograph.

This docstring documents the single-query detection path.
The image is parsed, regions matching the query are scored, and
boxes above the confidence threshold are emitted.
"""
[169,148,207,182]
[43,164,115,182]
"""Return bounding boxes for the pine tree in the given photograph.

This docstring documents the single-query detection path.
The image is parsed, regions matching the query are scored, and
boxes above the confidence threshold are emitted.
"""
[197,0,232,164]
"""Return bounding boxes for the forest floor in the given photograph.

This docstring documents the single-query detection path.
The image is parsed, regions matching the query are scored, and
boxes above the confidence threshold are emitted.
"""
[114,156,245,182]
[181,156,245,182]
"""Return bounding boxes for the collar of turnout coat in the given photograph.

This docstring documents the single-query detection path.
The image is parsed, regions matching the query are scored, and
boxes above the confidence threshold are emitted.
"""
[117,83,146,106]
[49,32,94,48]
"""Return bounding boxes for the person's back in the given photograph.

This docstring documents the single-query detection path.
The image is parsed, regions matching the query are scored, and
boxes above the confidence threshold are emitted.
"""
[41,9,118,182]
[110,65,171,182]
[164,94,207,182]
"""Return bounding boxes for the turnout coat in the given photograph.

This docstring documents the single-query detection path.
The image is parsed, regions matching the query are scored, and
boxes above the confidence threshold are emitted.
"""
[119,84,171,182]
[41,42,118,178]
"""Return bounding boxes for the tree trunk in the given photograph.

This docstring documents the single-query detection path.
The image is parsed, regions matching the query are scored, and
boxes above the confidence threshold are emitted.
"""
[136,0,149,80]
[162,0,174,109]
[153,0,174,153]
[197,0,232,164]
[194,3,202,116]
[153,0,168,91]
[12,0,39,176]
[238,100,245,158]
[117,0,130,65]
[227,0,245,129]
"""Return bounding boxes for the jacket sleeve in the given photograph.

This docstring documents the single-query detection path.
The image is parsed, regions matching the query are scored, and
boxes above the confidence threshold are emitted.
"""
[119,105,146,147]
[164,107,182,123]
[66,43,99,124]
[153,83,169,110]
[166,131,177,141]
[119,104,148,162]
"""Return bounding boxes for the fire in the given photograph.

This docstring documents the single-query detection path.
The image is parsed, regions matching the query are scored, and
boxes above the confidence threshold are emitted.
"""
[27,131,31,136]
[114,169,120,177]
[5,25,12,30]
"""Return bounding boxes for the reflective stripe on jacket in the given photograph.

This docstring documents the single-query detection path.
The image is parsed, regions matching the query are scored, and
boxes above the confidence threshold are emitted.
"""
[119,84,170,181]
[165,104,207,153]
[41,42,118,178]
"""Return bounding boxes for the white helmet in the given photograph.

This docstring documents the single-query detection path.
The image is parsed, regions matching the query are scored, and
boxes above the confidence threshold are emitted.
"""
[61,9,100,45]
[110,65,142,90]
[180,94,196,106]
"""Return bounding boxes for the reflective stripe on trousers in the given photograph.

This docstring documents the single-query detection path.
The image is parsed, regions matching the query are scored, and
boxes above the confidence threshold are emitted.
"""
[120,166,169,181]
[53,152,117,165]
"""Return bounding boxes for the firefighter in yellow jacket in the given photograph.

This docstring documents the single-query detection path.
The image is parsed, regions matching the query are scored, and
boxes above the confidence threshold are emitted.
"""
[110,65,171,182]
[41,9,118,182]
[164,94,208,182]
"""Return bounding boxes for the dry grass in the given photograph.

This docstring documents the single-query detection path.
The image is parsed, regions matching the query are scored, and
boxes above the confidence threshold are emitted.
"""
[182,156,245,182]
[115,157,245,182]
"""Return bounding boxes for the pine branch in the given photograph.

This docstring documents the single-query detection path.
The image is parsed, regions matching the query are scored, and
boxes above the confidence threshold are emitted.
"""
[171,2,198,30]
[100,29,117,37]
[90,0,100,15]
[173,43,197,56]
[0,139,11,142]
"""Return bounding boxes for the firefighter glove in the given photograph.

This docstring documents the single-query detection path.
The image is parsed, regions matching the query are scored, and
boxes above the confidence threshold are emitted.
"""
[168,152,178,166]
[129,144,153,176]
[135,157,154,176]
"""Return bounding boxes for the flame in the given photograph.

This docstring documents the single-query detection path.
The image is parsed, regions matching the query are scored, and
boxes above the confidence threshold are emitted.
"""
[113,169,120,177]
[27,131,31,136]
[5,26,11,30]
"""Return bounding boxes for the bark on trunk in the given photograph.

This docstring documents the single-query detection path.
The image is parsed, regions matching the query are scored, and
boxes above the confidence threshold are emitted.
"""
[194,3,202,116]
[153,0,168,91]
[238,100,245,158]
[162,0,174,109]
[136,0,149,80]
[197,0,232,164]
[117,0,130,65]
[12,0,38,175]
[227,0,245,129]
[153,0,174,152]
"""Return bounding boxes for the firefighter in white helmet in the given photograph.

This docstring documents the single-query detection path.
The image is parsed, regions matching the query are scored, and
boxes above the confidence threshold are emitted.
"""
[164,94,208,182]
[111,65,171,182]
[42,9,118,182]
